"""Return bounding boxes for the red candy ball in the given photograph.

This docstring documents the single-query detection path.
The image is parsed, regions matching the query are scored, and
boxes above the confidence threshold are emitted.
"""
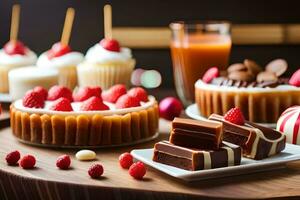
[159,97,183,120]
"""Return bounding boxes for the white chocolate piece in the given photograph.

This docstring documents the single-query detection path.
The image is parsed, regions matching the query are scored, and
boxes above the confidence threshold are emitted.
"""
[75,150,96,161]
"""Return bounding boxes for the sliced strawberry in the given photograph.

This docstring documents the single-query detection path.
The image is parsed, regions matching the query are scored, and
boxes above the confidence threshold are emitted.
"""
[224,107,245,125]
[202,67,219,83]
[115,94,140,109]
[102,84,127,103]
[3,40,26,55]
[127,87,148,102]
[73,86,102,102]
[49,97,73,112]
[99,38,120,52]
[80,97,109,111]
[22,90,45,108]
[47,42,71,59]
[48,85,73,102]
[33,86,48,100]
[289,69,300,87]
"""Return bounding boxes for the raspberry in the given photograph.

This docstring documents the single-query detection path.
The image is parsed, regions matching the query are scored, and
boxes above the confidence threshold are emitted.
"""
[33,86,48,100]
[224,107,245,125]
[48,85,73,102]
[47,42,71,59]
[20,155,36,169]
[88,163,104,179]
[80,97,109,111]
[127,87,148,102]
[74,86,102,102]
[56,154,71,170]
[102,84,127,103]
[49,97,73,112]
[159,97,183,120]
[99,38,120,52]
[289,69,300,87]
[129,161,146,180]
[115,94,140,109]
[3,40,26,55]
[202,67,219,83]
[22,90,45,108]
[119,152,133,169]
[5,150,21,165]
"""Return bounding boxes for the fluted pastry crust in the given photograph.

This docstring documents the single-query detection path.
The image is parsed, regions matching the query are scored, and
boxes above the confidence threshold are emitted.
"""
[10,103,159,147]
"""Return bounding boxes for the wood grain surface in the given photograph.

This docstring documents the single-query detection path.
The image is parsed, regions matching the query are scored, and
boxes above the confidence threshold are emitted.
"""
[0,119,300,200]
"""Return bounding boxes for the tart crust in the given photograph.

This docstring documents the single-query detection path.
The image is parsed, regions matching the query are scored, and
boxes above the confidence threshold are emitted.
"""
[10,103,159,147]
[195,80,300,123]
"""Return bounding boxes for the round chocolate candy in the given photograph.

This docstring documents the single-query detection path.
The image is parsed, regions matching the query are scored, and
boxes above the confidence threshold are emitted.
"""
[227,63,247,74]
[256,71,278,83]
[265,59,288,77]
[244,59,262,76]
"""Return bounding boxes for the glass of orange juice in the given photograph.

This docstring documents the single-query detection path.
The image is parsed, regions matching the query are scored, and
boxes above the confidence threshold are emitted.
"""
[170,21,231,106]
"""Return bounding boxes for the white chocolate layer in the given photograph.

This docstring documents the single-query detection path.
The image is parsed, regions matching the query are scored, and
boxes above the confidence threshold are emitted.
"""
[195,80,300,92]
[13,96,156,116]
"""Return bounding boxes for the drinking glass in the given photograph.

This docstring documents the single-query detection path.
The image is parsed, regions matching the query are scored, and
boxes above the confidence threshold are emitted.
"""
[170,21,231,106]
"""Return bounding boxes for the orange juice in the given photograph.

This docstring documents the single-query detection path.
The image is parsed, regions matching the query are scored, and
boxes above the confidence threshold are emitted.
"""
[171,33,231,103]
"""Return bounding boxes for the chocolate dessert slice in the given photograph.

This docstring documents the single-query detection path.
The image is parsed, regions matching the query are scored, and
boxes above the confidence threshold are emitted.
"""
[209,114,286,160]
[169,118,223,150]
[153,141,241,171]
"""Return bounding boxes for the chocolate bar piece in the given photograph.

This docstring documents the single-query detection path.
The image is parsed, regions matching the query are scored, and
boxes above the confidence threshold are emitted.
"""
[209,114,286,160]
[169,118,223,150]
[153,141,241,171]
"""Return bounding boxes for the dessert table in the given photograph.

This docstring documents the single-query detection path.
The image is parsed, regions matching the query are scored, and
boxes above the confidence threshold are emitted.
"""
[1,117,300,200]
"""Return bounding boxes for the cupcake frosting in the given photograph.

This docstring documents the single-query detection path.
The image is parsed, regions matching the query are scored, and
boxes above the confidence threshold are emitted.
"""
[0,48,37,66]
[85,43,132,64]
[37,51,84,68]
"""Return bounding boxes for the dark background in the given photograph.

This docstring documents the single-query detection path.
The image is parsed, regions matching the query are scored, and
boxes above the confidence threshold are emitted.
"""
[1,0,300,88]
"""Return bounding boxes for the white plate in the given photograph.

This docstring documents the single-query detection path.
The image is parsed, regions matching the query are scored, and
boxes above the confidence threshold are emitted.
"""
[0,93,13,103]
[131,143,300,182]
[186,103,277,129]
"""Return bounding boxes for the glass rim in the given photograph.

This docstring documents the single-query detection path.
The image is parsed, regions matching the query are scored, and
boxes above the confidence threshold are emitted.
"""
[169,20,231,30]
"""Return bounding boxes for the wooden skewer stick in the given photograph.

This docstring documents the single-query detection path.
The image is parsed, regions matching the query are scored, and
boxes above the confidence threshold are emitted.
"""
[10,4,21,42]
[104,4,112,39]
[61,8,75,45]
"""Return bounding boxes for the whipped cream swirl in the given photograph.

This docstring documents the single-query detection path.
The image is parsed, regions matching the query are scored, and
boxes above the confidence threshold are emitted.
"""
[37,51,84,68]
[85,43,132,64]
[0,48,37,66]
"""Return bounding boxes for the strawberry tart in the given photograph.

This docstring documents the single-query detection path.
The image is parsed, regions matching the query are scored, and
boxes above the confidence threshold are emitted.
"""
[0,40,37,93]
[195,59,300,123]
[10,85,159,147]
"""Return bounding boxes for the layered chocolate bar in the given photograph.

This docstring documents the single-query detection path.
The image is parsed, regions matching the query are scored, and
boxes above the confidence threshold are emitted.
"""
[153,141,241,171]
[209,114,286,160]
[169,118,223,150]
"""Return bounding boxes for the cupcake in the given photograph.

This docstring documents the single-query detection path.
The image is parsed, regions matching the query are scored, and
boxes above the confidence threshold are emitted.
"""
[77,38,135,89]
[0,40,37,93]
[37,42,84,89]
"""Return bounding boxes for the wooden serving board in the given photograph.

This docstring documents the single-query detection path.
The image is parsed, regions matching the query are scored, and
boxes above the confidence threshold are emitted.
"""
[0,119,300,200]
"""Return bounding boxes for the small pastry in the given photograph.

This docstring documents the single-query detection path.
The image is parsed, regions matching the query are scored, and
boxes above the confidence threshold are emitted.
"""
[0,41,37,93]
[8,66,58,100]
[77,38,135,89]
[195,59,300,123]
[209,107,286,160]
[37,42,84,89]
[153,141,241,171]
